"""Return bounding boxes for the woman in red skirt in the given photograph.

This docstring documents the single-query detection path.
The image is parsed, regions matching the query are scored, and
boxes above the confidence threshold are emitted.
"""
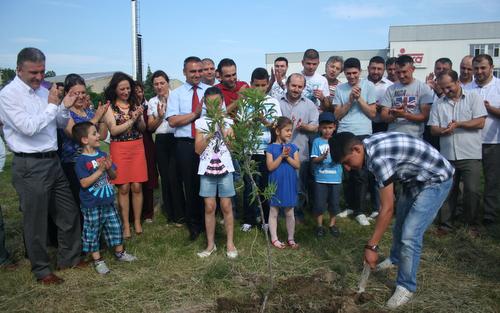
[103,72,147,238]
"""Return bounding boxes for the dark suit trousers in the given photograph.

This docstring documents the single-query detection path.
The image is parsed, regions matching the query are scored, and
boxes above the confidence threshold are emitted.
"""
[11,155,81,279]
[175,139,203,233]
[156,133,185,223]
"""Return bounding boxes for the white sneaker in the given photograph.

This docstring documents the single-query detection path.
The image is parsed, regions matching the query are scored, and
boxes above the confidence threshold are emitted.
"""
[240,224,252,232]
[386,285,414,308]
[94,260,110,275]
[369,211,379,219]
[115,250,137,262]
[337,209,353,218]
[355,214,370,226]
[376,258,396,271]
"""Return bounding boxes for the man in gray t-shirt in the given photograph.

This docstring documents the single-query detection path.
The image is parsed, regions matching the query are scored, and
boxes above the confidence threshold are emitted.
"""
[381,55,434,138]
[279,73,319,220]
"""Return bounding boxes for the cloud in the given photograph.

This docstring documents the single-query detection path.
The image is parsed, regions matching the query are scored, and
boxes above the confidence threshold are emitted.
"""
[12,37,48,44]
[325,4,395,19]
[44,1,83,9]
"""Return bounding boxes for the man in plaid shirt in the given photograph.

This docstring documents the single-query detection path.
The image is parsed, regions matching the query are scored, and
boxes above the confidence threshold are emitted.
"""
[330,131,454,308]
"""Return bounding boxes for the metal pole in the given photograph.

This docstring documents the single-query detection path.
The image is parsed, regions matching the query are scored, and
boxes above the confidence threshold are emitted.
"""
[131,0,137,80]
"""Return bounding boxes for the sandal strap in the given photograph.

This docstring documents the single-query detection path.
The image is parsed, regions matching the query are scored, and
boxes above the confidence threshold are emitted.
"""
[271,240,285,249]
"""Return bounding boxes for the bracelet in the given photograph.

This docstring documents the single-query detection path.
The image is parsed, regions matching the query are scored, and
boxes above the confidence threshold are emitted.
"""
[364,244,379,252]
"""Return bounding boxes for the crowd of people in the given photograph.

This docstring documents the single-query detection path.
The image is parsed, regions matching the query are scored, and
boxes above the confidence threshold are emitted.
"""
[0,46,499,309]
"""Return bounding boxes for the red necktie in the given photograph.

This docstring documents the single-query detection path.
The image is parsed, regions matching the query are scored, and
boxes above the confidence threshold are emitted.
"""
[191,85,199,138]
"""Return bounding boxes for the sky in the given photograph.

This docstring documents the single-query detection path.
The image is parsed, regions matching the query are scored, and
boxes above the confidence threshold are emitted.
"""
[1,0,499,84]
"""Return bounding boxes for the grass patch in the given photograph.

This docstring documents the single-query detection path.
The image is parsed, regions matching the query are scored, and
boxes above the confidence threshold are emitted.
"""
[1,153,499,312]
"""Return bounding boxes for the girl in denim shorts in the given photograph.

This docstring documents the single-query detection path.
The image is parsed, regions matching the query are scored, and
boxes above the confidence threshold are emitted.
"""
[194,87,238,259]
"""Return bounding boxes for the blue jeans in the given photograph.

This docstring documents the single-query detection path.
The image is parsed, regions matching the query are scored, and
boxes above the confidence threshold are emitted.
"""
[389,178,452,292]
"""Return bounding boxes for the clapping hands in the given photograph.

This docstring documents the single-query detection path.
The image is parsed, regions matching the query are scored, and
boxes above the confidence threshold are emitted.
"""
[130,106,144,121]
[95,101,110,121]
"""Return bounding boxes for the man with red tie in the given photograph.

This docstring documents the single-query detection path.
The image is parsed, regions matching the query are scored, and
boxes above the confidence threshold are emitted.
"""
[166,56,209,240]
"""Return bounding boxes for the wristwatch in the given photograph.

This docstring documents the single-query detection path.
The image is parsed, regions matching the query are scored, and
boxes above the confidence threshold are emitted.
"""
[364,244,379,252]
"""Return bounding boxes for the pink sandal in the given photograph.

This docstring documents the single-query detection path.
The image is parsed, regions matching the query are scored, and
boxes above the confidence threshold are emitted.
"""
[287,240,299,249]
[271,240,286,249]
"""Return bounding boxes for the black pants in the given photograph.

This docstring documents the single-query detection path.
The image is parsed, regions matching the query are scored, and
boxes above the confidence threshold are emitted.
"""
[156,134,185,223]
[242,154,270,225]
[483,144,500,223]
[11,155,81,279]
[175,138,203,233]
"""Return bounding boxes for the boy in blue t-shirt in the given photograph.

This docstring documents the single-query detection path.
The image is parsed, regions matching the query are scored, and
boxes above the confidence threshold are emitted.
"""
[72,122,137,275]
[310,112,343,237]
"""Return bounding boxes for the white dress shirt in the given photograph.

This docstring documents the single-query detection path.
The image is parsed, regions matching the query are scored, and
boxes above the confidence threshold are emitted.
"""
[466,76,500,144]
[147,96,175,134]
[0,76,69,153]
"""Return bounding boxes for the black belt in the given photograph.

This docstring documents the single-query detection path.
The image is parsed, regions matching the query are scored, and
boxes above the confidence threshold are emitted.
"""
[14,151,58,159]
[176,137,194,143]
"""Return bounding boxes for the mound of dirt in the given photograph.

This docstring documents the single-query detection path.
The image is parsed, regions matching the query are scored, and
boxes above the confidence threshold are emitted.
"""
[216,272,383,313]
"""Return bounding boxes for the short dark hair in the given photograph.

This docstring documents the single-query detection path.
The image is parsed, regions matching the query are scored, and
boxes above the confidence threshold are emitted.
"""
[385,57,397,66]
[183,56,202,69]
[286,73,306,86]
[204,86,224,99]
[369,56,385,66]
[303,49,320,60]
[326,56,344,70]
[435,58,453,68]
[216,58,236,74]
[251,67,269,83]
[472,54,493,66]
[56,82,64,88]
[344,58,361,70]
[64,73,86,94]
[329,132,362,163]
[396,55,414,67]
[437,69,459,82]
[17,47,45,67]
[202,58,215,65]
[151,70,170,83]
[72,121,95,146]
[274,57,288,66]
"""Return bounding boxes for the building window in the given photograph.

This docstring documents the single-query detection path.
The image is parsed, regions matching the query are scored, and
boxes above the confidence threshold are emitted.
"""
[470,44,487,56]
[493,44,500,58]
[494,68,500,78]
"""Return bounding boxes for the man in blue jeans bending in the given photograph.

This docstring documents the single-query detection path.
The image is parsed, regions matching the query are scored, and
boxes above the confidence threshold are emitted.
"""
[330,131,454,308]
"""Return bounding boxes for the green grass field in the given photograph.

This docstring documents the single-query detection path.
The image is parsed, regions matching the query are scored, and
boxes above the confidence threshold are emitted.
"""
[0,152,499,313]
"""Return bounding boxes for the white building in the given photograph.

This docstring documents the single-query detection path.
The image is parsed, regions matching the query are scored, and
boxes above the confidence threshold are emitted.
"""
[265,21,500,82]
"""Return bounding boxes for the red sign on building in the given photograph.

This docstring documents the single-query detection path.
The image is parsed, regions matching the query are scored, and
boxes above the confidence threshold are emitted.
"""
[398,48,424,64]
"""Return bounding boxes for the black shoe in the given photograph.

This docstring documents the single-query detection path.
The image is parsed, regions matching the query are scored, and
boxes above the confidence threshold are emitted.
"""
[315,226,325,237]
[329,225,340,237]
[189,230,200,241]
[483,219,495,226]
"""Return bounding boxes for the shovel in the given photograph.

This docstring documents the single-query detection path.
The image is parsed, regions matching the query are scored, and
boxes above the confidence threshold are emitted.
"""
[357,262,371,293]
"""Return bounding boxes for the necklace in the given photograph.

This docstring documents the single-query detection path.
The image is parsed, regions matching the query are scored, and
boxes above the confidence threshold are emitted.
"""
[72,108,88,117]
[116,101,130,110]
